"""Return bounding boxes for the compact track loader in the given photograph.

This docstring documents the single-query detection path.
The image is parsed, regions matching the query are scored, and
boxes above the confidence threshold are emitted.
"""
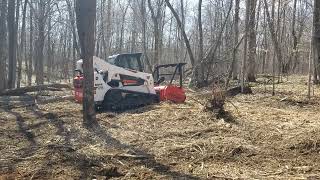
[74,53,186,110]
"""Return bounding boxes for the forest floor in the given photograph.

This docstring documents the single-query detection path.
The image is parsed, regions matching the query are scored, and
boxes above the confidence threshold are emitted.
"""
[1,76,320,179]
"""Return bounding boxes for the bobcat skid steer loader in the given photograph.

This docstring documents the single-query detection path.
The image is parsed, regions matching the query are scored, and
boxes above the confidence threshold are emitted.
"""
[73,53,186,110]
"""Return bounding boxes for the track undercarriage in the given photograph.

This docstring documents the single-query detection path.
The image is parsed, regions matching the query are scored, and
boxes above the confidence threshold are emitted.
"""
[100,89,159,111]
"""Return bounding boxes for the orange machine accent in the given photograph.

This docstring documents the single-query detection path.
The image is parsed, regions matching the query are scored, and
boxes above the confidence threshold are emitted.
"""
[154,85,186,103]
[122,79,138,86]
[73,76,84,103]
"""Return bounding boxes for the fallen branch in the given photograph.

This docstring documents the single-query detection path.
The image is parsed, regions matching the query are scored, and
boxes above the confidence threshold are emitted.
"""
[114,153,148,159]
[36,95,74,104]
[0,84,72,96]
[0,95,74,109]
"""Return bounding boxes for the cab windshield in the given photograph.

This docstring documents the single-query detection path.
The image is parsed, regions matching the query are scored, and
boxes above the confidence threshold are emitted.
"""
[107,54,142,71]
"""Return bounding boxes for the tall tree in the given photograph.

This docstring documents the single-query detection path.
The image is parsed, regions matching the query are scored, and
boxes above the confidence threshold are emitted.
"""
[47,16,53,82]
[7,0,17,89]
[198,0,204,81]
[76,0,97,127]
[17,0,28,88]
[0,0,7,90]
[264,0,283,92]
[66,0,80,55]
[313,0,320,83]
[33,0,49,85]
[226,0,241,88]
[148,0,165,66]
[117,1,130,53]
[139,0,153,72]
[247,0,257,82]
[233,0,241,79]
[290,0,298,73]
[241,0,250,92]
[105,0,112,57]
[27,5,33,86]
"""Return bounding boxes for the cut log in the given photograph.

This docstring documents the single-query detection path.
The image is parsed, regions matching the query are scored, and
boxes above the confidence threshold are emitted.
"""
[0,84,72,96]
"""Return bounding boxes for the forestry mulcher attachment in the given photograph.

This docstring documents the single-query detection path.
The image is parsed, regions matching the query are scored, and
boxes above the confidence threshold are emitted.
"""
[74,53,186,110]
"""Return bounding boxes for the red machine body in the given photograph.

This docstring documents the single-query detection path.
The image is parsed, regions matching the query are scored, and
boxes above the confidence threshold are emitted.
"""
[153,63,187,103]
[154,85,186,103]
[73,75,84,103]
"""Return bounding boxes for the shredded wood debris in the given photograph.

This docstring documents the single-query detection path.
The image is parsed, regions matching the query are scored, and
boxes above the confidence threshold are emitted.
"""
[1,76,320,179]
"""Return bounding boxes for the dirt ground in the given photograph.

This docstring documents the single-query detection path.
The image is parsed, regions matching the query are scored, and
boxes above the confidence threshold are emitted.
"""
[1,76,320,179]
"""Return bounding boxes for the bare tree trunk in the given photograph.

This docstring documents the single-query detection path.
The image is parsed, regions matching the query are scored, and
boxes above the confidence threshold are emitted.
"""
[35,25,45,85]
[308,32,313,100]
[62,24,68,80]
[198,0,204,81]
[47,17,52,82]
[7,0,17,89]
[148,0,164,66]
[130,3,137,52]
[313,0,320,83]
[98,0,107,57]
[178,0,185,63]
[17,0,28,88]
[263,0,283,85]
[290,0,298,73]
[95,28,100,56]
[180,0,185,30]
[34,1,46,85]
[139,0,152,72]
[233,0,240,80]
[226,0,240,88]
[105,0,112,56]
[27,7,33,86]
[66,0,80,55]
[261,8,267,74]
[241,0,251,92]
[66,0,80,78]
[118,2,129,53]
[276,0,282,82]
[76,0,97,127]
[0,0,7,90]
[15,0,20,85]
[247,0,257,82]
[67,26,72,81]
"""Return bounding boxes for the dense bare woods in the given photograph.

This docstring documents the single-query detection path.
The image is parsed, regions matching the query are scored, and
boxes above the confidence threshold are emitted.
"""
[2,1,320,179]
[0,0,315,91]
